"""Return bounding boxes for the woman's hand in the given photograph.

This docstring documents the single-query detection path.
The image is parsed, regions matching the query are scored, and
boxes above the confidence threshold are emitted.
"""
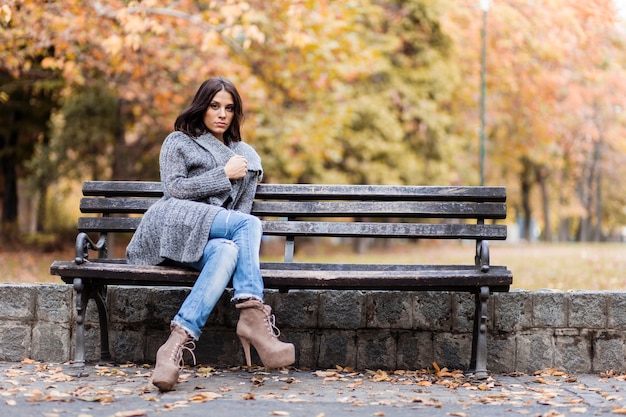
[224,155,248,179]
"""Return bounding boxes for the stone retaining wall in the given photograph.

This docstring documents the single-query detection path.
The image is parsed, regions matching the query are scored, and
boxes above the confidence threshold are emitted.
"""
[1,283,625,374]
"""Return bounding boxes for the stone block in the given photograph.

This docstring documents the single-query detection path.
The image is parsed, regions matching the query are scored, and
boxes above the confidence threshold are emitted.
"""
[366,291,412,329]
[515,330,556,373]
[433,333,472,370]
[356,330,397,370]
[555,331,592,373]
[84,298,101,325]
[109,327,146,363]
[453,293,479,333]
[317,330,357,369]
[195,329,241,367]
[81,325,103,362]
[569,292,607,328]
[265,290,319,329]
[318,291,365,329]
[0,323,31,361]
[592,331,626,373]
[281,330,315,370]
[486,335,517,374]
[146,287,189,324]
[205,289,237,328]
[532,291,568,327]
[493,289,533,332]
[413,291,451,331]
[108,286,151,324]
[32,322,70,362]
[607,292,626,330]
[145,328,170,364]
[0,284,36,319]
[396,331,434,370]
[35,284,72,323]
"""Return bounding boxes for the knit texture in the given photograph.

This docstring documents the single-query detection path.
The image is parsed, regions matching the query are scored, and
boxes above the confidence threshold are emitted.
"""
[126,131,262,265]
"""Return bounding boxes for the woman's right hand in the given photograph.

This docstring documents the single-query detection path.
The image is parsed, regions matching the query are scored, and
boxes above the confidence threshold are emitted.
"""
[224,155,248,179]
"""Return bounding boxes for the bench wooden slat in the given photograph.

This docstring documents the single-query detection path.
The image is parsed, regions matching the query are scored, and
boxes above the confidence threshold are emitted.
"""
[262,221,507,239]
[82,181,507,203]
[78,217,141,233]
[79,198,506,219]
[77,217,507,240]
[255,184,507,202]
[252,201,506,218]
[83,181,163,197]
[80,197,160,214]
[50,260,512,291]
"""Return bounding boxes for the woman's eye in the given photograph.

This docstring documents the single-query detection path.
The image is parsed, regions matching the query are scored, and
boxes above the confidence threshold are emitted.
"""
[226,106,234,112]
[210,103,219,109]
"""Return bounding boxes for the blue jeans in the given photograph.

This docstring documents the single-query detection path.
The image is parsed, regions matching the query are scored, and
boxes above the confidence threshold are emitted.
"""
[171,209,265,340]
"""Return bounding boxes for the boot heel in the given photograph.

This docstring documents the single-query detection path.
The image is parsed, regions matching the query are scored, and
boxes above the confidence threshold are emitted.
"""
[239,336,253,367]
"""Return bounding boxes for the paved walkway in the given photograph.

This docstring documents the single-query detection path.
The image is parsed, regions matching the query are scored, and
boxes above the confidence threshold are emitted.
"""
[2,361,626,416]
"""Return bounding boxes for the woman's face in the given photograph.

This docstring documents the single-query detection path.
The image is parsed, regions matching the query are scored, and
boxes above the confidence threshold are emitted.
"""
[204,88,235,141]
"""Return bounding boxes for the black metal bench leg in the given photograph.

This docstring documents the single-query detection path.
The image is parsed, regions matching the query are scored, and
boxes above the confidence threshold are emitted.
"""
[69,278,90,377]
[92,285,112,363]
[468,286,490,380]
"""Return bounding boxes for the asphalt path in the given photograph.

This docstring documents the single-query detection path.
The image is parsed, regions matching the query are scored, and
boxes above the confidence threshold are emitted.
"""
[2,361,626,416]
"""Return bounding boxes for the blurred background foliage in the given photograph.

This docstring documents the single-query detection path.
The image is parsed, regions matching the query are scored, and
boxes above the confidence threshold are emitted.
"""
[1,0,626,245]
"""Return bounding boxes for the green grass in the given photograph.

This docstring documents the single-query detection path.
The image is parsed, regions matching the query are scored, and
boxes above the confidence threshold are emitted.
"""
[2,241,625,290]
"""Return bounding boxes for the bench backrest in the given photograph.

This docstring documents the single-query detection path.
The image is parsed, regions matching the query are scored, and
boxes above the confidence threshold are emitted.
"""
[79,181,507,262]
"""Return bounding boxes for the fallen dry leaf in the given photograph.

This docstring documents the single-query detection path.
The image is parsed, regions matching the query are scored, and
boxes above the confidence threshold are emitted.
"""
[569,407,588,414]
[243,393,255,400]
[612,409,626,415]
[188,392,222,403]
[6,399,16,406]
[112,410,147,417]
[448,412,467,417]
[270,411,289,416]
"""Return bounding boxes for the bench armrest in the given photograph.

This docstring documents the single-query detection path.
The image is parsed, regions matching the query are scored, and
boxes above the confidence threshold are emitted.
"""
[75,232,107,264]
[475,240,490,272]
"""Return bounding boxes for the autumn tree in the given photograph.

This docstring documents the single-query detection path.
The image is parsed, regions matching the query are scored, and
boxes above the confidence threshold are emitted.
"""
[444,0,626,241]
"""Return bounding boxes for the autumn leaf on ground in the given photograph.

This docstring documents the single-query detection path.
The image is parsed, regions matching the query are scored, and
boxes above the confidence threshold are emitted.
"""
[188,391,222,402]
[370,370,391,382]
[112,410,147,417]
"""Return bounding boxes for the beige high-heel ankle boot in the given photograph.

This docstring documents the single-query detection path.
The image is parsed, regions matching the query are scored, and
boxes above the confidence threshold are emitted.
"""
[235,299,295,369]
[151,325,196,392]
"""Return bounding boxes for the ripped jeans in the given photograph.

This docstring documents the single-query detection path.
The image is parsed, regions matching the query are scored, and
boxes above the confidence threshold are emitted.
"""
[171,209,265,340]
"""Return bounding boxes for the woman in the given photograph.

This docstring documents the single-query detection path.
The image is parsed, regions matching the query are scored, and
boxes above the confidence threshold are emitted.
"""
[126,76,295,392]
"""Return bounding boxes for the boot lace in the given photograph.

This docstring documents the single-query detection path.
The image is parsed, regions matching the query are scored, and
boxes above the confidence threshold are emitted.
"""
[265,313,281,338]
[170,340,197,369]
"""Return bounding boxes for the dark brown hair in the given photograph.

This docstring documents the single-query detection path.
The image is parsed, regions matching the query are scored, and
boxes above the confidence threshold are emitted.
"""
[174,76,244,145]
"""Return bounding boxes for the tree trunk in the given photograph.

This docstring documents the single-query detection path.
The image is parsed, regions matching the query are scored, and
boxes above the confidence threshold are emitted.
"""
[0,129,19,225]
[536,165,552,242]
[520,158,534,241]
[593,139,603,242]
[112,99,128,180]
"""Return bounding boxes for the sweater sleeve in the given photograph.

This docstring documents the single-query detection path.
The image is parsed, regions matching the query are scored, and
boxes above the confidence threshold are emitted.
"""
[160,132,232,201]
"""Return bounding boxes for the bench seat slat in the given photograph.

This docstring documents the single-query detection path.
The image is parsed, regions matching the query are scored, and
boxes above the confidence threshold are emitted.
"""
[252,201,506,218]
[50,260,512,291]
[262,221,507,239]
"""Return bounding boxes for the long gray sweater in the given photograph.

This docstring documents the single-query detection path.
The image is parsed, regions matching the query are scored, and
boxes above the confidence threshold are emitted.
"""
[126,131,262,265]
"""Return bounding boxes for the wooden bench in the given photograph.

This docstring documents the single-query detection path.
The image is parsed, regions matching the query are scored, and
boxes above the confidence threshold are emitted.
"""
[50,181,512,378]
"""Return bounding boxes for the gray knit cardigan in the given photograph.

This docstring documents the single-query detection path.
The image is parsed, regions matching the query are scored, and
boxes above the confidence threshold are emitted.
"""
[126,131,263,265]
